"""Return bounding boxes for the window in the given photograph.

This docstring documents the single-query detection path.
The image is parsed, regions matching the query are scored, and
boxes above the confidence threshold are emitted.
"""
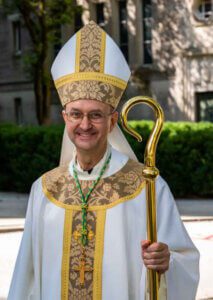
[14,97,23,124]
[96,3,105,28]
[142,0,153,64]
[196,92,213,122]
[119,0,128,61]
[74,7,83,33]
[194,0,213,22]
[12,20,21,55]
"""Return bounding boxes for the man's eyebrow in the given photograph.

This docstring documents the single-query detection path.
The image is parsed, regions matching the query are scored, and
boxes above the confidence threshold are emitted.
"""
[68,108,81,112]
[89,109,104,113]
[70,108,104,112]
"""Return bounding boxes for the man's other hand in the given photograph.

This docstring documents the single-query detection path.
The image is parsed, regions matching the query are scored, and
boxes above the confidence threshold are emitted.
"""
[141,240,170,274]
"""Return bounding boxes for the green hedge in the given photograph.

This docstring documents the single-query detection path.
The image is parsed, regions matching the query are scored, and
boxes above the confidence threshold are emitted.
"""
[0,122,213,197]
[124,121,213,198]
[0,124,63,192]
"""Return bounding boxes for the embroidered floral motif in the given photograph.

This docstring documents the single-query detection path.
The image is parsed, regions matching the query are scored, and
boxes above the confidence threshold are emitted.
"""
[57,80,123,108]
[43,159,145,300]
[42,159,145,208]
[79,21,103,73]
[69,210,96,299]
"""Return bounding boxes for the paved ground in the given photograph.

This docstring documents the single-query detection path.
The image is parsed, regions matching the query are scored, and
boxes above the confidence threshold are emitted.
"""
[176,199,213,217]
[0,192,28,218]
[185,220,213,300]
[0,192,213,300]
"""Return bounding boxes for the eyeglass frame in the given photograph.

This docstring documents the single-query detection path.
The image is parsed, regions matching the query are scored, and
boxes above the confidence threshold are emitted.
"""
[62,108,116,124]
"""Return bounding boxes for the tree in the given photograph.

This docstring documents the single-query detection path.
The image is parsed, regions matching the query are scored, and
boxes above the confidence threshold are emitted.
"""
[2,0,79,124]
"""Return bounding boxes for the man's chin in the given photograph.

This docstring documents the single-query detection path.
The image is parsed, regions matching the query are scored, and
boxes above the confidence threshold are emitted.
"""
[74,141,97,152]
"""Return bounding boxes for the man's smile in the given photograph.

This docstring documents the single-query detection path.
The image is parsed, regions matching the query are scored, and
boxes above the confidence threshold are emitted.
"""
[75,131,98,140]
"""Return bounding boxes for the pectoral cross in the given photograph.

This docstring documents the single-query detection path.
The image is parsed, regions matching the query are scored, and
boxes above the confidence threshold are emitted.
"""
[72,252,93,285]
[73,229,94,242]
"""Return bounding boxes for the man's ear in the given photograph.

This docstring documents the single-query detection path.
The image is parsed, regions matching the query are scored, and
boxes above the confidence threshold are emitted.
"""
[62,109,67,123]
[109,111,119,132]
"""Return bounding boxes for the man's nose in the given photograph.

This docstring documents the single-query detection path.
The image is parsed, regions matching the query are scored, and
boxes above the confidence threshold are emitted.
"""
[79,114,92,130]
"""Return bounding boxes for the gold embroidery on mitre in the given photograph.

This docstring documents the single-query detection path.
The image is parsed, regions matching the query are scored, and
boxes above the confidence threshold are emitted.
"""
[57,79,123,108]
[42,159,145,210]
[78,21,105,73]
[54,72,127,90]
[75,31,81,73]
[54,21,128,107]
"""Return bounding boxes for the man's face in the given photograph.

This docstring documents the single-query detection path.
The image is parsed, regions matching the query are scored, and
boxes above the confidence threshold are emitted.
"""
[62,100,118,153]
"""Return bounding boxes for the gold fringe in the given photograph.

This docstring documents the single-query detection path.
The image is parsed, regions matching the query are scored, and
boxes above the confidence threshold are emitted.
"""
[100,31,106,73]
[54,72,127,90]
[93,210,106,300]
[75,31,81,72]
[61,209,73,300]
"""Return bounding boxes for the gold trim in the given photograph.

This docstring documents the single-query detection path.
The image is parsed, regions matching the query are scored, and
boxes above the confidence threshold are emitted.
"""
[42,176,145,211]
[100,31,106,73]
[93,210,106,300]
[75,31,81,72]
[61,209,73,300]
[57,79,123,108]
[54,72,127,90]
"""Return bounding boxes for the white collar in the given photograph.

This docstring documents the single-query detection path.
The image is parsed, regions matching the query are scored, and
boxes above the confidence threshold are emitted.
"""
[75,143,111,177]
[69,145,129,180]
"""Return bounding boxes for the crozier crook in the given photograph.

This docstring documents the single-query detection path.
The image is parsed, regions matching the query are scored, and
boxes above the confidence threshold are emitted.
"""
[121,96,164,300]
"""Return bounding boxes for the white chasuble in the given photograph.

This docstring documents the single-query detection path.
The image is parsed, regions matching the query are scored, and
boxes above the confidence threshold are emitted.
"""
[8,147,199,300]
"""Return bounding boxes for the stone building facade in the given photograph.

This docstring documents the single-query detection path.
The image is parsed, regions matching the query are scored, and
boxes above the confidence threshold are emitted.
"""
[0,0,212,124]
[0,11,37,124]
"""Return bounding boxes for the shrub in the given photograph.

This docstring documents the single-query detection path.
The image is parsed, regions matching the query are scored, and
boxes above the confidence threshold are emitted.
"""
[123,121,213,198]
[0,122,212,197]
[0,124,63,192]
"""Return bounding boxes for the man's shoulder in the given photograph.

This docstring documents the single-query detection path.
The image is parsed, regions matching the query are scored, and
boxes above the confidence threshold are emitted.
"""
[111,147,144,171]
[125,158,144,170]
[120,158,144,180]
[43,164,69,178]
[110,148,144,183]
[41,163,70,187]
[31,164,69,191]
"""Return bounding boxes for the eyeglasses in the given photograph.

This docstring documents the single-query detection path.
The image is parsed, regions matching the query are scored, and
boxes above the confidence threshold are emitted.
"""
[63,110,115,124]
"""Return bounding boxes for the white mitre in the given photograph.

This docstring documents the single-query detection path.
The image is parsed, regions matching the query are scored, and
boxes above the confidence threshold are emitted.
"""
[51,21,137,163]
[51,20,131,108]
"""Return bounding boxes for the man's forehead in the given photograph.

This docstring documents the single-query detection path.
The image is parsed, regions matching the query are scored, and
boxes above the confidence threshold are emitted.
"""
[65,99,112,111]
